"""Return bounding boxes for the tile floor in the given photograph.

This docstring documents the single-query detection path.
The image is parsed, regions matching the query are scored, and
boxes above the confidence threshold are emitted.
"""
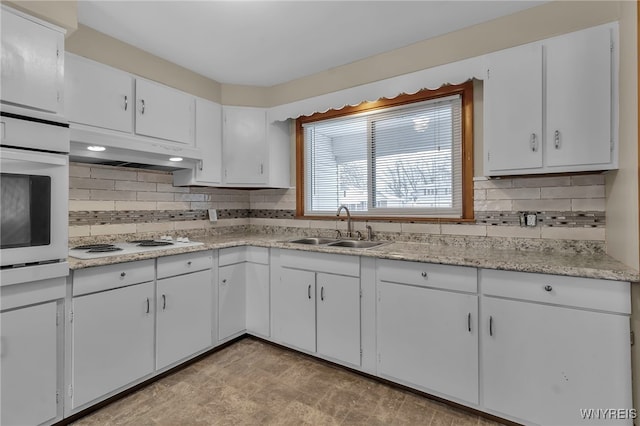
[72,337,505,426]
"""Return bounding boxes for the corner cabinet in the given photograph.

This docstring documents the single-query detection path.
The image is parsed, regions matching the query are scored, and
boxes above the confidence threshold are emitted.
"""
[272,250,361,366]
[1,5,65,116]
[479,269,632,425]
[484,23,617,176]
[222,106,290,188]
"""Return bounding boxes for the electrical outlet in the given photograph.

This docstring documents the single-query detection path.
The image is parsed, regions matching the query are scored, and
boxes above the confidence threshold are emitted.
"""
[525,212,537,227]
[208,209,218,223]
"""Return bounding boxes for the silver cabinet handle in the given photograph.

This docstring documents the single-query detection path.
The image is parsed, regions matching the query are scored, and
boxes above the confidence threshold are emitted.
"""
[260,163,264,174]
[489,316,494,336]
[146,298,150,314]
[544,285,553,292]
[421,272,428,279]
[308,285,311,299]
[467,313,471,332]
[530,133,537,152]
[554,130,560,149]
[321,286,325,301]
[124,95,128,111]
[198,160,203,171]
[162,294,166,310]
[140,99,145,115]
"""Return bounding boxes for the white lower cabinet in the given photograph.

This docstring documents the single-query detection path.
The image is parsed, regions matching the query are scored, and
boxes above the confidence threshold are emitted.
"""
[218,262,247,341]
[273,250,361,366]
[376,260,479,405]
[480,269,632,425]
[1,301,59,426]
[72,280,155,409]
[156,269,213,370]
[246,261,270,337]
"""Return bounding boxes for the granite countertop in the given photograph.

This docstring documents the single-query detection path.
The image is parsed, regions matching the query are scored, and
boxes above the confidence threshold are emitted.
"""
[68,233,640,282]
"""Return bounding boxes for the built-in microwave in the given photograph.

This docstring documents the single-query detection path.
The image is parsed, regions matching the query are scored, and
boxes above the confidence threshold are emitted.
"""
[0,112,69,279]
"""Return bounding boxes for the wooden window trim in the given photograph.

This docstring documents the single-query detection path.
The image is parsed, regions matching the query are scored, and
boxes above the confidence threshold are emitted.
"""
[295,80,474,223]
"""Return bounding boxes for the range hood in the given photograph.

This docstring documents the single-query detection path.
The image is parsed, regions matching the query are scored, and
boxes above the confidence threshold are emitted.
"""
[69,123,202,171]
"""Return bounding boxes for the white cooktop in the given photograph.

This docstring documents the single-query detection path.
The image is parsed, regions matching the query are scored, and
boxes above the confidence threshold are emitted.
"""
[69,240,204,260]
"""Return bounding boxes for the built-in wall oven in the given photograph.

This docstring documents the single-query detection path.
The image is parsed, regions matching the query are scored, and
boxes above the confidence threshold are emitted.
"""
[0,112,69,285]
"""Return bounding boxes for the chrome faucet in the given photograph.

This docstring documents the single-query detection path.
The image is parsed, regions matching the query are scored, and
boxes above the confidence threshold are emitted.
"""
[336,205,352,238]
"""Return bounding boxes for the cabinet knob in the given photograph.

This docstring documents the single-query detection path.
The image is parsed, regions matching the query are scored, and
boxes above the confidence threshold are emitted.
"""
[222,279,227,284]
[187,261,192,266]
[421,272,428,279]
[120,272,126,278]
[544,285,553,292]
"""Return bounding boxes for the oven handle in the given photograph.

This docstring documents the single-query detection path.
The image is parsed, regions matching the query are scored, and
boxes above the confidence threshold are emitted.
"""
[0,148,67,166]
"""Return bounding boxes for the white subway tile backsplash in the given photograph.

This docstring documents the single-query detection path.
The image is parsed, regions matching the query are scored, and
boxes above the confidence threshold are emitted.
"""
[137,192,175,201]
[400,223,441,234]
[441,224,487,236]
[156,201,191,210]
[157,183,190,193]
[91,168,137,181]
[90,189,137,201]
[473,178,513,189]
[137,172,173,183]
[486,188,541,200]
[69,164,90,178]
[512,176,571,188]
[571,198,606,212]
[512,199,572,211]
[114,180,156,192]
[571,174,605,186]
[541,185,605,199]
[69,225,90,238]
[69,200,115,211]
[487,225,541,238]
[174,193,206,202]
[136,222,175,233]
[174,220,208,230]
[115,201,157,211]
[474,200,513,211]
[90,223,137,236]
[70,177,115,190]
[69,189,90,200]
[541,226,605,241]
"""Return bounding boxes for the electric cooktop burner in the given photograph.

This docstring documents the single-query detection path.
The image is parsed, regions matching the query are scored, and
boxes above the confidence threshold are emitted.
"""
[87,246,123,253]
[72,243,116,250]
[137,241,174,247]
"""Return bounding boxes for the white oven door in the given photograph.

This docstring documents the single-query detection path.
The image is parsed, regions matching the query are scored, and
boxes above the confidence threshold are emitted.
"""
[0,147,68,267]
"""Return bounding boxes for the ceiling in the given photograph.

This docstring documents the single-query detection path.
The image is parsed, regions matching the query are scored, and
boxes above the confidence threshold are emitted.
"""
[78,1,545,87]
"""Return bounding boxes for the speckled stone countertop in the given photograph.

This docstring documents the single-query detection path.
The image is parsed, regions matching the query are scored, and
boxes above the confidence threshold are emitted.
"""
[68,233,639,282]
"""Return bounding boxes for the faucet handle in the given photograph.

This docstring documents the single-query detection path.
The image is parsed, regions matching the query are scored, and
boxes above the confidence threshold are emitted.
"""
[335,229,342,238]
[355,231,363,240]
[366,224,374,241]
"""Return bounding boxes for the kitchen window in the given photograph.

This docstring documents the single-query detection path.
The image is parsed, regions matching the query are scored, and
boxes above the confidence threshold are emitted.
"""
[296,81,473,220]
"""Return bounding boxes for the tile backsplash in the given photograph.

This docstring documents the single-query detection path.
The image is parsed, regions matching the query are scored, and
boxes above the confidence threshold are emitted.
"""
[69,163,607,249]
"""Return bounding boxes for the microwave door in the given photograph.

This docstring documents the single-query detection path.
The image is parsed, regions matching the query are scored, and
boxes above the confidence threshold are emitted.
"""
[0,147,68,267]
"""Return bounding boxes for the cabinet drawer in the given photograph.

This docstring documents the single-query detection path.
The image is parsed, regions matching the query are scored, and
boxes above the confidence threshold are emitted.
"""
[480,269,630,314]
[377,259,477,293]
[280,250,359,277]
[157,251,213,279]
[219,246,268,266]
[73,260,155,296]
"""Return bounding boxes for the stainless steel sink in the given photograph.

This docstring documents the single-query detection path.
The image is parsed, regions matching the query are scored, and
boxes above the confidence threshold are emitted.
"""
[327,240,386,249]
[288,237,338,245]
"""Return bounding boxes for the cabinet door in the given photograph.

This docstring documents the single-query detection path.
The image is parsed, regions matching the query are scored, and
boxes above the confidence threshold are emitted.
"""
[72,282,155,409]
[157,269,213,369]
[65,54,133,133]
[272,268,315,352]
[482,297,632,425]
[316,273,360,366]
[246,262,270,337]
[1,9,63,113]
[378,282,478,404]
[135,79,194,144]
[222,106,267,184]
[545,25,612,168]
[484,42,543,173]
[218,263,247,341]
[1,301,58,426]
[195,98,222,184]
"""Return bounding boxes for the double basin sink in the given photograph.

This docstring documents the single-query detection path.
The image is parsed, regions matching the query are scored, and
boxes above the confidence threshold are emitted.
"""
[287,237,386,249]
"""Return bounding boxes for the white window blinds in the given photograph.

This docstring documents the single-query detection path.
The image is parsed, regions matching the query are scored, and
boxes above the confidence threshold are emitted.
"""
[303,94,462,217]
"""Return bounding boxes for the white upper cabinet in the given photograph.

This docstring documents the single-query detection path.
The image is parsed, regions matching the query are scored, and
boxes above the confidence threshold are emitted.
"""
[173,98,222,186]
[65,54,133,133]
[223,106,268,184]
[545,24,613,169]
[484,23,617,176]
[135,79,194,145]
[222,106,290,188]
[1,6,65,115]
[484,43,543,172]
